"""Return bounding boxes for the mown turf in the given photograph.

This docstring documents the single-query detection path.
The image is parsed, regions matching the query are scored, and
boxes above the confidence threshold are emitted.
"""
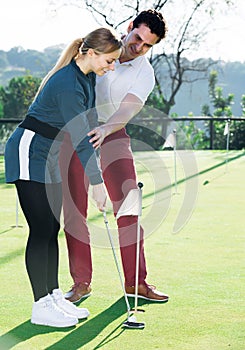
[0,150,244,350]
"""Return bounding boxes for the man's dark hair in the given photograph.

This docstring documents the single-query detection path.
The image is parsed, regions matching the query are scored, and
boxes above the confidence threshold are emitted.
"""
[132,9,167,43]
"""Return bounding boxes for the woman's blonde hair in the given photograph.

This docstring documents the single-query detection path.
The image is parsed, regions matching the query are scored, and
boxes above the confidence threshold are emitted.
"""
[36,27,121,95]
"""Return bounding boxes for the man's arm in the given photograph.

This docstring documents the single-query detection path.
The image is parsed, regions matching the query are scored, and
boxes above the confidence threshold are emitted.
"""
[88,93,143,149]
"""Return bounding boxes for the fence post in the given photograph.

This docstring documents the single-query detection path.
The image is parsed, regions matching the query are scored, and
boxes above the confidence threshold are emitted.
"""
[209,119,214,150]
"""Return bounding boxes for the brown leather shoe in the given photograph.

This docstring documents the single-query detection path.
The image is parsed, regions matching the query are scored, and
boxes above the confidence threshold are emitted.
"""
[64,283,92,303]
[125,283,169,302]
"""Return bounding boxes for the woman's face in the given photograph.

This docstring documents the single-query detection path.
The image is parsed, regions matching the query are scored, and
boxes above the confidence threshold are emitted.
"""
[90,49,121,76]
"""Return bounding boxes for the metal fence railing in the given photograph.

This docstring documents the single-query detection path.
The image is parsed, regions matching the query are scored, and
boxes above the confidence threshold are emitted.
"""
[0,116,245,154]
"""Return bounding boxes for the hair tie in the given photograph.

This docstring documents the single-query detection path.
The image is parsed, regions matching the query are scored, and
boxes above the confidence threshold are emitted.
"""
[79,39,89,54]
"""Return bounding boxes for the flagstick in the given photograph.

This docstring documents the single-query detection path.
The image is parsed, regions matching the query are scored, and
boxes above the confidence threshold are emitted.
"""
[12,191,19,228]
[16,191,19,227]
[173,129,178,194]
[225,120,230,173]
[12,190,22,228]
[162,130,178,195]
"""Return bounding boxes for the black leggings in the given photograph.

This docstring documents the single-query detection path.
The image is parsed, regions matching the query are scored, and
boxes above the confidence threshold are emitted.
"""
[15,180,62,301]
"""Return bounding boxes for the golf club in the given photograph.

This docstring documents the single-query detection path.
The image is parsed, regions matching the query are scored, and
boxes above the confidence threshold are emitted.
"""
[103,210,145,329]
[133,182,143,314]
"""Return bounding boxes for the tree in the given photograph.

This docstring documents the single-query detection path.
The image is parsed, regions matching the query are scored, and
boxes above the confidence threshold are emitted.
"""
[201,69,245,150]
[0,75,41,119]
[229,94,245,150]
[241,95,245,116]
[0,100,3,118]
[50,0,235,151]
[50,0,237,149]
[51,0,233,117]
[208,70,234,117]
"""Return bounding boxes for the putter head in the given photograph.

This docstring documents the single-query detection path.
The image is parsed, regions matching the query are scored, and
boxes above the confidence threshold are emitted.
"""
[123,315,145,329]
[123,320,145,329]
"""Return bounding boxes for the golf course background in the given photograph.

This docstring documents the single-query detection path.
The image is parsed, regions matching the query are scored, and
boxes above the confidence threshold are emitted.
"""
[0,150,244,350]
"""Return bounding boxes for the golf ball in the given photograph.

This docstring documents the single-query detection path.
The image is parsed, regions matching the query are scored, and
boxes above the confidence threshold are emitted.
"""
[128,315,137,322]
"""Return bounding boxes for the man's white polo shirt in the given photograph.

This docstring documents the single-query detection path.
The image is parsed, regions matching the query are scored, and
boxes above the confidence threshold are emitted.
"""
[95,55,155,123]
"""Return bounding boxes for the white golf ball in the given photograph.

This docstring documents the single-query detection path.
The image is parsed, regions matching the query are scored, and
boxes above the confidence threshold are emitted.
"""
[128,315,137,322]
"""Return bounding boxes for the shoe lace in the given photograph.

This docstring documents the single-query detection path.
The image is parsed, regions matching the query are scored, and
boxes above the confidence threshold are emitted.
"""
[145,283,156,295]
[43,299,60,311]
[70,283,81,293]
[43,300,52,308]
[71,282,89,293]
[68,283,77,292]
[51,298,72,316]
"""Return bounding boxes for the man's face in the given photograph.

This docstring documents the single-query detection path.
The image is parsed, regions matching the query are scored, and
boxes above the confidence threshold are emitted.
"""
[122,23,159,61]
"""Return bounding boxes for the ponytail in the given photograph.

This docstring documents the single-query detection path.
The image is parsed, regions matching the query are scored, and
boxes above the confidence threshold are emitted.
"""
[35,38,84,96]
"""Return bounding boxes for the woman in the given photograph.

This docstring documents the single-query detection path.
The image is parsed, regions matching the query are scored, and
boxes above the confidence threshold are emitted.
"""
[4,27,122,328]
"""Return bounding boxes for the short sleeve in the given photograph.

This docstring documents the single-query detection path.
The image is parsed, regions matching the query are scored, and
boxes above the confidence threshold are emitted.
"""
[127,62,155,103]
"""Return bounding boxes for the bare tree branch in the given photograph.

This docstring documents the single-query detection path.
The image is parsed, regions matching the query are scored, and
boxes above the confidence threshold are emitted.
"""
[49,0,235,116]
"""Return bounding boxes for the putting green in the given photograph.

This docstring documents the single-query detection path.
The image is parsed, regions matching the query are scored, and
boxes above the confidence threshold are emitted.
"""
[0,150,244,350]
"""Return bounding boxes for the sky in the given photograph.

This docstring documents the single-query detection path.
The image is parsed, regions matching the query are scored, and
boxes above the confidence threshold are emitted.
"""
[0,0,245,62]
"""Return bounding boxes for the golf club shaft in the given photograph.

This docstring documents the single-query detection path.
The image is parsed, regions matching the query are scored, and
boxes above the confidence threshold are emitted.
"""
[134,184,143,312]
[103,211,131,316]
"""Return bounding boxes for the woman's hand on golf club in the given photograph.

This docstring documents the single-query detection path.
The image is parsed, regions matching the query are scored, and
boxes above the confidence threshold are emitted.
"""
[92,183,107,211]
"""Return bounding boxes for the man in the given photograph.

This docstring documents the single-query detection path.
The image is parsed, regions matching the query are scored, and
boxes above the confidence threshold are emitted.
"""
[61,9,169,303]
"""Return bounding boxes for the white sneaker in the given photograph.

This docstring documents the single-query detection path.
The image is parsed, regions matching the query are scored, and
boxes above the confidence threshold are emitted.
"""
[31,294,78,327]
[52,289,90,319]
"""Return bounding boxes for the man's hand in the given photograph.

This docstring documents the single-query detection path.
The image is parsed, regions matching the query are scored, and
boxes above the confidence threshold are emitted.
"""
[88,94,143,149]
[88,126,107,150]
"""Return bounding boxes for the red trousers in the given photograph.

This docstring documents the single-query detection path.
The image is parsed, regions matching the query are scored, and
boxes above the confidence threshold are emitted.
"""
[59,128,147,286]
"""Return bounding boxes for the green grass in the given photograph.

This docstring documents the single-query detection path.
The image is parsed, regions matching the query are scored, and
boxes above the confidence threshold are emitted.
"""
[0,150,244,350]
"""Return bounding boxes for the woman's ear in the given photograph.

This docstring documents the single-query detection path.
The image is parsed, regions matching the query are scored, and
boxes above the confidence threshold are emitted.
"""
[87,48,95,57]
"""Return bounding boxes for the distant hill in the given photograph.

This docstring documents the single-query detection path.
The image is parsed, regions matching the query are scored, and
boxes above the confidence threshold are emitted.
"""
[0,46,244,116]
[0,45,64,85]
[170,61,245,117]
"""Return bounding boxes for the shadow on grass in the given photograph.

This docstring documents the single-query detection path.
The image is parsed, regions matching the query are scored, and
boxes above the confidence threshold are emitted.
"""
[0,248,24,265]
[0,228,16,235]
[92,323,126,349]
[144,150,245,199]
[45,298,149,350]
[88,151,245,222]
[0,224,24,235]
[0,320,76,350]
[0,298,149,350]
[0,174,6,185]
